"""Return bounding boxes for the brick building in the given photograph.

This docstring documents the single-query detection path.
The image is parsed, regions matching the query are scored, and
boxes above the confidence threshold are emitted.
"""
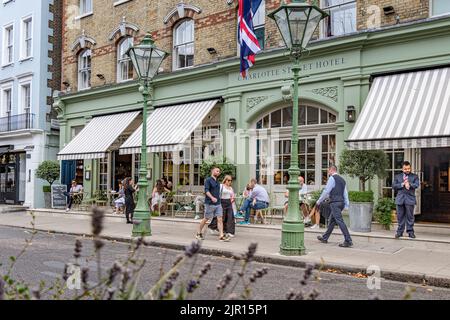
[55,0,450,223]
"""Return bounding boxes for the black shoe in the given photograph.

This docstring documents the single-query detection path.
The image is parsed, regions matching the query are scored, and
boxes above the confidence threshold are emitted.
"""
[126,220,133,224]
[317,235,328,244]
[338,241,353,248]
[408,233,416,239]
[395,233,402,239]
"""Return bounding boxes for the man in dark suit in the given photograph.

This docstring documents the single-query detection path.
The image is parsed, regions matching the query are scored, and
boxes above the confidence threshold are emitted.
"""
[392,161,420,239]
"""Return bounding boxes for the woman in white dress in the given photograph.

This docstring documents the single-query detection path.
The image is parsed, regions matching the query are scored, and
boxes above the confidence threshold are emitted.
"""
[151,179,170,215]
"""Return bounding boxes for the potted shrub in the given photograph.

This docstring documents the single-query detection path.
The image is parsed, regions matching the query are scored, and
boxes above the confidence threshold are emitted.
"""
[200,156,236,181]
[36,161,60,208]
[374,197,396,230]
[340,150,389,232]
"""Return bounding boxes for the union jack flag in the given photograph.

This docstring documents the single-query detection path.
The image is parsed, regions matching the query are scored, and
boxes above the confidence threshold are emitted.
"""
[238,0,263,78]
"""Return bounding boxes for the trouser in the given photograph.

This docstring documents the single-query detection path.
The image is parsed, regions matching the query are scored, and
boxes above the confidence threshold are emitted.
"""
[245,200,268,222]
[195,196,205,213]
[64,192,72,209]
[239,198,252,214]
[396,204,415,235]
[209,199,235,235]
[125,198,135,222]
[322,201,352,243]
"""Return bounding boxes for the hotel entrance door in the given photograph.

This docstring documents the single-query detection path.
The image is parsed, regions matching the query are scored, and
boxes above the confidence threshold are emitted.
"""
[0,154,18,204]
[420,148,450,223]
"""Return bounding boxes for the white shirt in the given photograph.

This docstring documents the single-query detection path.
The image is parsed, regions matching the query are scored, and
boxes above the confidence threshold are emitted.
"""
[220,184,234,200]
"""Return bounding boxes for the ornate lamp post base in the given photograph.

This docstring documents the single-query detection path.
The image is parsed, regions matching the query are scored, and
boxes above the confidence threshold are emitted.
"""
[280,221,306,256]
[132,211,151,237]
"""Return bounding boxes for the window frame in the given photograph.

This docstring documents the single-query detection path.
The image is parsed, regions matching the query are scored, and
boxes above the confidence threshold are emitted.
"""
[320,0,357,39]
[116,37,134,83]
[20,15,33,60]
[18,76,32,114]
[0,82,14,118]
[78,49,92,91]
[79,0,93,16]
[173,19,195,70]
[430,0,450,17]
[2,22,15,66]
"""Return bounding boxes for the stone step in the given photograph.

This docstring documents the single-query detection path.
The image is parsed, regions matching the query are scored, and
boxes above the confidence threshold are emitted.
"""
[0,205,28,214]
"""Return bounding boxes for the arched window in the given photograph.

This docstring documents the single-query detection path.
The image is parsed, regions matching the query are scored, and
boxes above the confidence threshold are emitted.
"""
[255,104,336,129]
[78,49,91,90]
[254,105,337,188]
[173,19,194,70]
[117,37,133,82]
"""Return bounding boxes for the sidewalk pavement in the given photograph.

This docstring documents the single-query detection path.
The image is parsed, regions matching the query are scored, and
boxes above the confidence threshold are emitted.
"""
[1,209,450,288]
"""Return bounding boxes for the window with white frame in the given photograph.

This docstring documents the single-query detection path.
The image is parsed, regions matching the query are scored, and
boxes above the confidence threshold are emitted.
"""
[173,19,194,70]
[321,0,356,38]
[431,0,450,16]
[3,24,14,65]
[117,37,133,82]
[253,0,265,49]
[19,82,31,114]
[382,149,405,198]
[80,0,93,15]
[78,49,91,90]
[99,156,108,191]
[21,17,33,59]
[0,84,13,118]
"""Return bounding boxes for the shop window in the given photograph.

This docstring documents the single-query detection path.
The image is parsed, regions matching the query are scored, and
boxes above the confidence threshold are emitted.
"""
[256,138,269,185]
[78,49,91,90]
[162,152,174,186]
[173,19,194,70]
[117,37,133,82]
[321,135,336,185]
[321,0,356,38]
[431,0,450,16]
[99,156,108,191]
[273,139,291,185]
[382,149,404,198]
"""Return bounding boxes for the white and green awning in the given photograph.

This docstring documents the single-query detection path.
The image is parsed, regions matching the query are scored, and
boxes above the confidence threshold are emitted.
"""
[57,111,141,160]
[346,67,450,150]
[119,99,219,154]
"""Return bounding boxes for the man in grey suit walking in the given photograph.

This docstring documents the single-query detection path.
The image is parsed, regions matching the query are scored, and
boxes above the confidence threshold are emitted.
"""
[392,161,420,239]
[316,165,353,248]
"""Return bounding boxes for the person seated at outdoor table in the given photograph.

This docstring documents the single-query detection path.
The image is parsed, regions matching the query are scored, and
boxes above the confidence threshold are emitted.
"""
[64,180,83,212]
[162,177,173,191]
[114,182,125,214]
[194,194,205,220]
[238,179,269,225]
[283,176,312,223]
[234,183,253,219]
[151,179,170,215]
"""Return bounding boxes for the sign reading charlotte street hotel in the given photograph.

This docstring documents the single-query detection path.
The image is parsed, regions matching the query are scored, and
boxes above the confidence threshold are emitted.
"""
[237,57,346,81]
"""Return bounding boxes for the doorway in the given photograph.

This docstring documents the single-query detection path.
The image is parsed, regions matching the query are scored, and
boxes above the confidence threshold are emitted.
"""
[0,153,18,204]
[420,147,450,223]
[112,151,132,191]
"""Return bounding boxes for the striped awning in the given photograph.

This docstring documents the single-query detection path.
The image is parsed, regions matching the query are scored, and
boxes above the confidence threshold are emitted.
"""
[57,111,141,160]
[346,67,450,150]
[120,100,219,154]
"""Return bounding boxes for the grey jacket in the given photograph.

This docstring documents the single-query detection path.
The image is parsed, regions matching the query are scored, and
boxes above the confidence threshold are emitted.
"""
[392,173,420,205]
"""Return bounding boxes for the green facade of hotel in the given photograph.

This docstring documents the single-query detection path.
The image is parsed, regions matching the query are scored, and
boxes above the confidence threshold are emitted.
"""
[54,16,450,221]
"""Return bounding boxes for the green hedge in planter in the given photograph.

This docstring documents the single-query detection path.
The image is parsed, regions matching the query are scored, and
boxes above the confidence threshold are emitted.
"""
[348,191,374,203]
[43,185,51,193]
[374,197,396,230]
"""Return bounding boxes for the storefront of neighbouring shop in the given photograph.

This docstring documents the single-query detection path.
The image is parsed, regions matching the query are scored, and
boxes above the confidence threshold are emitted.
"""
[54,16,450,223]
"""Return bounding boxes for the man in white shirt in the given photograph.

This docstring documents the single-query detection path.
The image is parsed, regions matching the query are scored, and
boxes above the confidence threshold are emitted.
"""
[65,180,83,212]
[283,176,307,214]
[238,179,269,225]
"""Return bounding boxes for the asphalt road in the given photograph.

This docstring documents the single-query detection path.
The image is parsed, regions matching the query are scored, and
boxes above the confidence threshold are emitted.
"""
[1,226,450,300]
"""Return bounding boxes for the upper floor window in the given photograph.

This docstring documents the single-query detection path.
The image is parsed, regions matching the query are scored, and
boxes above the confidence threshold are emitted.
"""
[321,0,356,38]
[2,24,14,65]
[78,49,91,90]
[0,84,13,117]
[19,81,31,114]
[253,1,265,49]
[21,17,33,59]
[173,19,194,70]
[117,37,133,82]
[80,0,93,15]
[431,0,450,16]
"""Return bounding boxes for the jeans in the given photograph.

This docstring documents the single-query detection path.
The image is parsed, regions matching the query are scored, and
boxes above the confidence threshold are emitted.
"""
[239,198,252,215]
[245,200,269,222]
[64,192,72,209]
[322,201,352,243]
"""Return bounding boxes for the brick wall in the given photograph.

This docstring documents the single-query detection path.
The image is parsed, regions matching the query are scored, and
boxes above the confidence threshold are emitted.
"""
[61,0,434,93]
[48,0,63,121]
